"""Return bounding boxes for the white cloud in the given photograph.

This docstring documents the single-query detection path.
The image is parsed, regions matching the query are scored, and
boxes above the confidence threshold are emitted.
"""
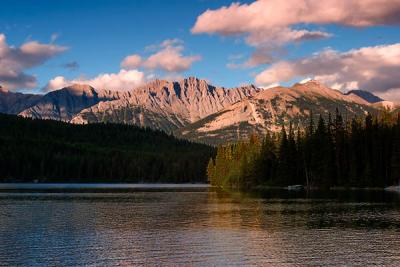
[192,0,400,67]
[46,38,199,92]
[44,69,146,92]
[254,43,400,101]
[299,77,312,84]
[121,39,201,72]
[0,33,67,90]
[192,0,400,34]
[121,54,142,69]
[375,88,400,103]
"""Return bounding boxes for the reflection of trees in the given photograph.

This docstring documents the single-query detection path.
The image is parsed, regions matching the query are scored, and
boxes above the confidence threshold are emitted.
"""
[2,191,400,265]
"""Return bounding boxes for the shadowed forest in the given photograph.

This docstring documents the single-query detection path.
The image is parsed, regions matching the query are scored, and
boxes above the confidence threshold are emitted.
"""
[0,114,214,183]
[1,110,400,189]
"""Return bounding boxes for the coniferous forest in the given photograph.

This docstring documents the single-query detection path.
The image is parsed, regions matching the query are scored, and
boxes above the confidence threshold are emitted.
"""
[0,114,214,183]
[207,110,400,189]
[1,110,400,188]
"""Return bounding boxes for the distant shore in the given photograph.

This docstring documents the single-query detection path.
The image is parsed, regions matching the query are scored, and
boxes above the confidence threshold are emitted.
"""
[1,183,398,194]
[0,183,211,193]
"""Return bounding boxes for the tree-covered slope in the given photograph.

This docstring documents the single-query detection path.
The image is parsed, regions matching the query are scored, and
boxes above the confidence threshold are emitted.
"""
[0,114,214,183]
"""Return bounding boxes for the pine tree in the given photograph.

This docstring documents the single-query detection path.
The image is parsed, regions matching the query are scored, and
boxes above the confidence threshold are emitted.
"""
[391,114,400,185]
[334,108,347,186]
[309,116,329,187]
[277,125,291,185]
[287,122,298,185]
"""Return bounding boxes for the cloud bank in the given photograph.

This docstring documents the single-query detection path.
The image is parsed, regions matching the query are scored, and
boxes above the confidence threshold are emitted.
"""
[0,33,67,90]
[44,69,146,92]
[121,39,201,72]
[254,43,400,101]
[45,39,199,92]
[192,0,400,35]
[192,0,400,67]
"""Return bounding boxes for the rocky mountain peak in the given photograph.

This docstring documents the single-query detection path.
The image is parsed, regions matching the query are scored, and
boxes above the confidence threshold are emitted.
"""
[345,89,383,103]
[63,84,96,96]
[181,77,214,94]
[294,79,330,90]
[303,79,322,85]
[0,85,8,93]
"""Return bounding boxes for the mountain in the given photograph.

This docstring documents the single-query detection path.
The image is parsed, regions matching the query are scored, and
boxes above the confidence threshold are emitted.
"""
[177,80,377,144]
[19,84,130,121]
[71,77,260,132]
[0,85,42,114]
[345,90,383,103]
[0,78,389,145]
[344,89,399,111]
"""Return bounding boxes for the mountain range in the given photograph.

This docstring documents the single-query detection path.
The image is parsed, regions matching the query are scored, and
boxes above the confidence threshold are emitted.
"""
[0,78,396,144]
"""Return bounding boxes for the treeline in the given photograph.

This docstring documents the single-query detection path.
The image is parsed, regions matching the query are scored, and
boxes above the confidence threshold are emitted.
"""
[0,114,214,183]
[207,110,400,189]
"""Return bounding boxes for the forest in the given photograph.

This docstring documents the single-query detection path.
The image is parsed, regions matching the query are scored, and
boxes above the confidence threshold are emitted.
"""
[207,110,400,189]
[0,114,214,183]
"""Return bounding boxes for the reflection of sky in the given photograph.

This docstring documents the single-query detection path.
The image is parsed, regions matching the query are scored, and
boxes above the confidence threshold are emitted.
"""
[0,191,400,265]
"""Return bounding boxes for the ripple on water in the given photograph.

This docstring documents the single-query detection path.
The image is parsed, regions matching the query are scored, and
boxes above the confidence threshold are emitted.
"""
[0,191,400,266]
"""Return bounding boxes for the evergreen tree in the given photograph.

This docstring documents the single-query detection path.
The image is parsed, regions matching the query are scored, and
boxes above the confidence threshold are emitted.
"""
[391,114,400,185]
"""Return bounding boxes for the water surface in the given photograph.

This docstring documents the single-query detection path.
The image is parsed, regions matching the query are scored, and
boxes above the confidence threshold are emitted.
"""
[0,188,400,266]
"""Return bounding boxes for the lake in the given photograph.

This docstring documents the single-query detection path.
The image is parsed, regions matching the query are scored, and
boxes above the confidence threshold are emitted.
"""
[0,185,400,266]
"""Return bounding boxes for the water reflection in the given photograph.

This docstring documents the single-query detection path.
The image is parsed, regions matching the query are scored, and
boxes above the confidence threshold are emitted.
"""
[0,189,400,266]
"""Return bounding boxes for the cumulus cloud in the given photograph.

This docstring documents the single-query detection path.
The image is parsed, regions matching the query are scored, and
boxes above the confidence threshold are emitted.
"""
[44,69,146,92]
[121,55,142,69]
[193,0,400,34]
[121,39,201,72]
[375,88,400,103]
[254,43,400,101]
[0,33,67,91]
[192,0,400,67]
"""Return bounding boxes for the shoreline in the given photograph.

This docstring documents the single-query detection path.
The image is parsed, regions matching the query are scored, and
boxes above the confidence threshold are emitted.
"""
[0,183,211,193]
[0,182,398,193]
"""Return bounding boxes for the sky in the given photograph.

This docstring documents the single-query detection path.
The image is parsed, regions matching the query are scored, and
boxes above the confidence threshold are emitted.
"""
[1,0,400,101]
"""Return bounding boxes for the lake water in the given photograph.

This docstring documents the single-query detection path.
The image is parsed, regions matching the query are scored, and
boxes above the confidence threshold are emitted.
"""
[0,186,400,266]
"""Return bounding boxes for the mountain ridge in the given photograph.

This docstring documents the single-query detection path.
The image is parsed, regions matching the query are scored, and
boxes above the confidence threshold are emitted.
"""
[19,84,131,121]
[176,80,378,144]
[70,77,260,132]
[345,89,383,103]
[0,87,42,114]
[0,78,392,144]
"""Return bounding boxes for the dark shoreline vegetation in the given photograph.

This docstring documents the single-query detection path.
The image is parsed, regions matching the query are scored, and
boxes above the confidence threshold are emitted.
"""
[0,113,214,183]
[1,110,400,190]
[207,109,400,190]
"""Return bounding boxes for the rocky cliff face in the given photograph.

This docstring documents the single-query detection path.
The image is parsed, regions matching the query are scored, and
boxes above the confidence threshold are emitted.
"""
[176,80,377,144]
[71,77,260,131]
[19,84,130,121]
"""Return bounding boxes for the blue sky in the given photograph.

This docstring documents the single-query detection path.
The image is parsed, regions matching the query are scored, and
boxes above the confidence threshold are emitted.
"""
[1,0,400,100]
